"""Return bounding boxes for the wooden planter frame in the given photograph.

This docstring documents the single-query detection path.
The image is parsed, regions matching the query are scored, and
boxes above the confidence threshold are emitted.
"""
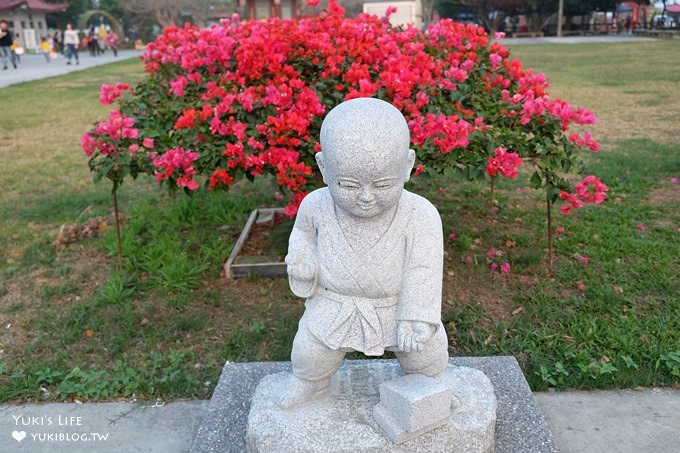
[224,207,288,279]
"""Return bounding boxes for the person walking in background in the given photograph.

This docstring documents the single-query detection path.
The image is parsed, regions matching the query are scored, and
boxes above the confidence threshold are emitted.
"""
[0,20,17,70]
[87,26,101,56]
[105,29,119,57]
[53,27,64,54]
[64,23,79,65]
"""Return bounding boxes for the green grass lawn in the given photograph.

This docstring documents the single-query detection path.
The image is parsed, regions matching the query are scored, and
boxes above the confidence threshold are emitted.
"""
[0,40,678,402]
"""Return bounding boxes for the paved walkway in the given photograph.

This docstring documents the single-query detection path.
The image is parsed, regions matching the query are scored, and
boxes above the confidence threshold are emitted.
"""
[1,388,678,452]
[0,50,143,89]
[535,388,680,453]
[499,35,657,46]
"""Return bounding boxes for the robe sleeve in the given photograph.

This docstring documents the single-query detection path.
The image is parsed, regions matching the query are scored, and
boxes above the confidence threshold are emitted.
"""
[396,196,444,327]
[285,189,323,297]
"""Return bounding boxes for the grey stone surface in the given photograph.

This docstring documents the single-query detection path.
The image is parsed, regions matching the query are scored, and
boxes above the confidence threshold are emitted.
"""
[191,357,557,453]
[535,388,680,453]
[1,400,208,453]
[247,364,495,451]
[190,361,289,453]
[373,405,449,446]
[374,373,452,439]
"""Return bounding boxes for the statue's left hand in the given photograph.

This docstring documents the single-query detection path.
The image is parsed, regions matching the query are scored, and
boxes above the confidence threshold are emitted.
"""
[397,321,435,353]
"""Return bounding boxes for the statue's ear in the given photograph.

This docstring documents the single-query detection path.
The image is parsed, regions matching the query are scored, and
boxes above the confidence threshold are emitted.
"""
[404,149,416,182]
[315,152,326,184]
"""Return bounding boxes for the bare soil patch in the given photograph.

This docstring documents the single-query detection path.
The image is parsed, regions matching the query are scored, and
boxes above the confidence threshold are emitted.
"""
[644,184,680,207]
[0,244,111,363]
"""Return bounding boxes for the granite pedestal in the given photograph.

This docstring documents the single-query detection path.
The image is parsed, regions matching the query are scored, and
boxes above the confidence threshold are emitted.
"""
[247,364,496,452]
[190,357,557,453]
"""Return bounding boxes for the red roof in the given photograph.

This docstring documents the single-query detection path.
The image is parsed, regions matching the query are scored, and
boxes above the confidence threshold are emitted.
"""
[667,5,680,14]
[0,0,69,13]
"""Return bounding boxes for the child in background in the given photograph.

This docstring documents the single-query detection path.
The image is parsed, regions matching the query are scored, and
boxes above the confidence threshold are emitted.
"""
[40,37,51,62]
[10,41,21,63]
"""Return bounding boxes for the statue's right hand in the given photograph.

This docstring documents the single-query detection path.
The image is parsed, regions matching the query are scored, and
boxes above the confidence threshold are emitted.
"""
[285,253,318,298]
[285,253,317,282]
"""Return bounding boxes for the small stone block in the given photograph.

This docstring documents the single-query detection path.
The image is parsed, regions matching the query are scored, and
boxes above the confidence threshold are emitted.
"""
[374,400,449,444]
[373,374,452,442]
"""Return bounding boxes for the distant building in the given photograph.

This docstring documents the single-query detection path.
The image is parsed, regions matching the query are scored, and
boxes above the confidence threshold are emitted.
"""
[0,0,69,51]
[237,0,300,20]
[362,0,422,28]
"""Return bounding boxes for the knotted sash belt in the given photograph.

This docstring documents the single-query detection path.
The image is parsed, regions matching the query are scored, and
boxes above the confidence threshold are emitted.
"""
[314,287,398,356]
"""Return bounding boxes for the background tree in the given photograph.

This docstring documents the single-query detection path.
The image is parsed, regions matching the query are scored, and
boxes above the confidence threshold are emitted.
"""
[458,0,524,32]
[521,0,602,32]
[97,0,134,36]
[46,0,92,28]
[436,0,478,21]
[115,0,231,29]
[439,0,621,33]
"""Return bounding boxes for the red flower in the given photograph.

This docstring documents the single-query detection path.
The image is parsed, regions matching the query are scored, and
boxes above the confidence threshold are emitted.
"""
[559,175,607,215]
[174,108,197,130]
[99,83,131,105]
[486,147,522,178]
[209,169,235,189]
[151,147,200,191]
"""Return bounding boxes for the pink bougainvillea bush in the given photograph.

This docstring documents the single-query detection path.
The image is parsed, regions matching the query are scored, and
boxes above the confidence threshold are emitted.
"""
[82,0,605,217]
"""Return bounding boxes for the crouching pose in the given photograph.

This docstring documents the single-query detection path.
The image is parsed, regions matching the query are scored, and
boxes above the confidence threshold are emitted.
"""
[280,98,449,409]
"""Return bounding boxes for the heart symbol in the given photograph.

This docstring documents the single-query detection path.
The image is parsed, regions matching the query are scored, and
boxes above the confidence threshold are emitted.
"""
[12,430,27,442]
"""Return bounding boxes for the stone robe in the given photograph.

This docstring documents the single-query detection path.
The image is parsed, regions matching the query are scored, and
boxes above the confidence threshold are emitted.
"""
[287,188,444,357]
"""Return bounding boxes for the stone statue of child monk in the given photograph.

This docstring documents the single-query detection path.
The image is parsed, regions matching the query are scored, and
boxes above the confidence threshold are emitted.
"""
[279,97,450,409]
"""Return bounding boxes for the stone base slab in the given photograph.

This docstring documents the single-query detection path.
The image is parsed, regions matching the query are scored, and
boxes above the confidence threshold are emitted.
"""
[190,357,557,453]
[246,364,496,452]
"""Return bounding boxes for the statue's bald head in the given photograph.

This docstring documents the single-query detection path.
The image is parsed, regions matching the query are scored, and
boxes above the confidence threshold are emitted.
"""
[317,98,414,184]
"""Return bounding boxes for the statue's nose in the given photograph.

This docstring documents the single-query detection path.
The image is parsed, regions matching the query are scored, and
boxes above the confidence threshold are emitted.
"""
[358,188,374,203]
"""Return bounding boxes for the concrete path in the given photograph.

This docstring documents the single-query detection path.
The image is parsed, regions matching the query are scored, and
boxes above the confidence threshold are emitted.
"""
[1,400,208,453]
[535,388,680,453]
[1,388,678,452]
[500,35,657,46]
[0,50,143,89]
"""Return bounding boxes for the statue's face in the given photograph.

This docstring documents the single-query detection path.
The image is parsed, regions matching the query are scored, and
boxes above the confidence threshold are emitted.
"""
[318,98,414,219]
[322,145,408,219]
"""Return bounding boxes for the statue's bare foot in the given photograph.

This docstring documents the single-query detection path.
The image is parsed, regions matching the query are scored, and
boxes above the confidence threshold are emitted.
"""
[278,375,330,409]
